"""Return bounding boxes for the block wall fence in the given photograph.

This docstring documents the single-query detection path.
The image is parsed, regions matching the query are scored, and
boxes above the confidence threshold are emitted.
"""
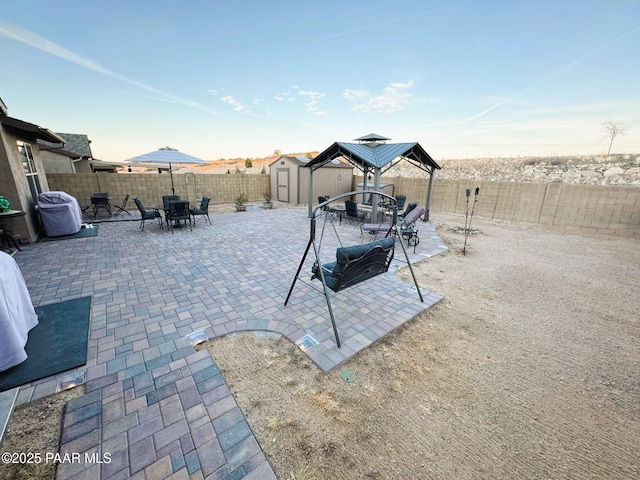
[47,173,639,238]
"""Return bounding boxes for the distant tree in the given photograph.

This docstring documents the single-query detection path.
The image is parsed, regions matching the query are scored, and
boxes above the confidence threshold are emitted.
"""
[234,166,242,174]
[260,166,266,174]
[273,149,281,156]
[306,152,313,158]
[245,158,253,168]
[603,120,627,158]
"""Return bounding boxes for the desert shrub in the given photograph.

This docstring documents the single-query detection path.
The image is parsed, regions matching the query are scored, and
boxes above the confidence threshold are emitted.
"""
[550,158,567,166]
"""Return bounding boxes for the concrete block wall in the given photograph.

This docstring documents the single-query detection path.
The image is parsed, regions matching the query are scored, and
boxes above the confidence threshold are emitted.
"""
[47,173,638,237]
[47,173,270,209]
[381,176,639,238]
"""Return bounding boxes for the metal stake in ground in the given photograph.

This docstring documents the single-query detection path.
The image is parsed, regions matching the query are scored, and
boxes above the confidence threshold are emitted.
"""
[463,188,471,254]
[463,186,480,255]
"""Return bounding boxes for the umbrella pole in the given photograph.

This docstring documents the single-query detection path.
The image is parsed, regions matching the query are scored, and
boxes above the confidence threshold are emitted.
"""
[169,162,175,195]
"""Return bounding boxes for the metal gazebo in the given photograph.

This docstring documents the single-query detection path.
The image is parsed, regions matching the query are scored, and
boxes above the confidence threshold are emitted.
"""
[304,134,441,221]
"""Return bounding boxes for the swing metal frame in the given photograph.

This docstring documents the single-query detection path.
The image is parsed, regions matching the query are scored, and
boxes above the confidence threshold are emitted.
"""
[285,190,424,347]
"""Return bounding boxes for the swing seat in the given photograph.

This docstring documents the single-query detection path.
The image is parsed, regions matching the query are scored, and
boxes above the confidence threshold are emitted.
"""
[312,237,395,292]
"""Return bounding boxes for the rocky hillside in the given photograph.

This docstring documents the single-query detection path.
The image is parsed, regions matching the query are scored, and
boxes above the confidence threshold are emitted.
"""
[389,154,640,186]
[183,153,640,186]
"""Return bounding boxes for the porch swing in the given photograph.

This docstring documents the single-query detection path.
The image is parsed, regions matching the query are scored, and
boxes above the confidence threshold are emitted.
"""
[284,191,424,347]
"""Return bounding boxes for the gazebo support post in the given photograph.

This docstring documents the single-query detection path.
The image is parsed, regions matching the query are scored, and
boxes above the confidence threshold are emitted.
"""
[362,166,369,203]
[424,169,435,222]
[372,167,382,222]
[308,166,314,218]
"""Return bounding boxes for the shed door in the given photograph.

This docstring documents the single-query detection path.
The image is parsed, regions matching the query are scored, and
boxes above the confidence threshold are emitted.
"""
[276,169,289,202]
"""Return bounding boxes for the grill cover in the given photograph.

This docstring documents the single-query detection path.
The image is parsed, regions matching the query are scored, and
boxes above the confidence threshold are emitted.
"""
[38,191,83,236]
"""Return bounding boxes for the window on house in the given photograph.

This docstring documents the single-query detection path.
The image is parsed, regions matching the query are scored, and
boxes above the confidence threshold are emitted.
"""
[18,140,42,205]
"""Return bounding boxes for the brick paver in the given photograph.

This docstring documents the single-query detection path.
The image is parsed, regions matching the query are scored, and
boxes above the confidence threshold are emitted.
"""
[10,206,446,479]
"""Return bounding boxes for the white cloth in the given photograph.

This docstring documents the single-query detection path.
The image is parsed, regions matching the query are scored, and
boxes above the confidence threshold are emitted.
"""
[0,251,38,372]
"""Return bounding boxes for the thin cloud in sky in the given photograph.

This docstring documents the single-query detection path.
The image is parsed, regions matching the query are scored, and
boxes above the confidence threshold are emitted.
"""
[325,1,471,39]
[461,25,640,125]
[221,95,249,112]
[298,90,327,116]
[0,21,219,116]
[344,80,415,113]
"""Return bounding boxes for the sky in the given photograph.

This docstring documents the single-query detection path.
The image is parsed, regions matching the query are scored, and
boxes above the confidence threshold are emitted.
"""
[1,0,639,163]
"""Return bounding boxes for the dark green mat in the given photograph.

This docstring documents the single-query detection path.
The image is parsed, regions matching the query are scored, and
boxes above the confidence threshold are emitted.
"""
[41,225,98,242]
[0,296,91,393]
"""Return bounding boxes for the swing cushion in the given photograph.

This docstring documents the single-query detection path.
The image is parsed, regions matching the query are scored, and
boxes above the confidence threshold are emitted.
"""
[314,237,395,292]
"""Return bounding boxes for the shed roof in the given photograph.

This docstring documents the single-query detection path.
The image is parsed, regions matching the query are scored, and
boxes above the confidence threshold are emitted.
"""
[269,155,351,169]
[306,134,440,174]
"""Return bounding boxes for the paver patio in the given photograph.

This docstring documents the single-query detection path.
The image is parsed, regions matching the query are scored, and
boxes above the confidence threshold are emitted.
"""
[5,205,446,479]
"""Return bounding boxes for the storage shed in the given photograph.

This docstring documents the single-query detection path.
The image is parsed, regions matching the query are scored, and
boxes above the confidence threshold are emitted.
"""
[269,155,353,205]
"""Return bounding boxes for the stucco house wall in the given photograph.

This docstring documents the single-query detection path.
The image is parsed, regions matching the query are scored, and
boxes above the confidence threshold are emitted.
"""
[0,124,52,243]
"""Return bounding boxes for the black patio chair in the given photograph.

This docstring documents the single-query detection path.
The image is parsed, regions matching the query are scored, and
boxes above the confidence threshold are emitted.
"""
[133,198,162,231]
[166,200,192,232]
[345,200,365,225]
[395,195,407,212]
[113,194,132,217]
[190,197,211,224]
[91,193,111,218]
[399,202,418,219]
[162,195,180,217]
[361,193,373,206]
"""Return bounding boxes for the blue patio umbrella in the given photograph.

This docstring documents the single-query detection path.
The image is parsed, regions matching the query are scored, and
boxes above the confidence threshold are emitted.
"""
[125,147,208,195]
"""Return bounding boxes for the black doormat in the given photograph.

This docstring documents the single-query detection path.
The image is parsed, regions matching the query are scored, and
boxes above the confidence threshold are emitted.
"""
[0,296,91,393]
[41,225,98,242]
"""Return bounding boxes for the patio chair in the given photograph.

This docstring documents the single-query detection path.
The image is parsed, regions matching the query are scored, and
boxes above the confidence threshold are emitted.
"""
[0,224,22,253]
[133,198,162,231]
[91,193,111,218]
[162,195,180,216]
[397,206,425,252]
[318,196,338,220]
[166,200,192,232]
[162,195,180,207]
[190,197,211,225]
[113,194,132,217]
[395,195,407,212]
[399,202,418,219]
[345,200,365,225]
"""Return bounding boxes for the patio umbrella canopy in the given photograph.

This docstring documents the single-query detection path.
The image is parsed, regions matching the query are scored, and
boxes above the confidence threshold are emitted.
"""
[126,147,208,194]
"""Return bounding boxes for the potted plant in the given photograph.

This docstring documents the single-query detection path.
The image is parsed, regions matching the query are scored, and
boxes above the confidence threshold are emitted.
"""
[234,193,248,212]
[263,191,273,209]
[0,195,10,213]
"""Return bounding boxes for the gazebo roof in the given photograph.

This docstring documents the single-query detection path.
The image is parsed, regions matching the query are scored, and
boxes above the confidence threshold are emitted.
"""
[305,134,441,173]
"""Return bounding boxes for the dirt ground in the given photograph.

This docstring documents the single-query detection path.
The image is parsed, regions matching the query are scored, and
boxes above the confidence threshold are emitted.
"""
[2,212,639,479]
[200,214,639,479]
[0,388,82,480]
